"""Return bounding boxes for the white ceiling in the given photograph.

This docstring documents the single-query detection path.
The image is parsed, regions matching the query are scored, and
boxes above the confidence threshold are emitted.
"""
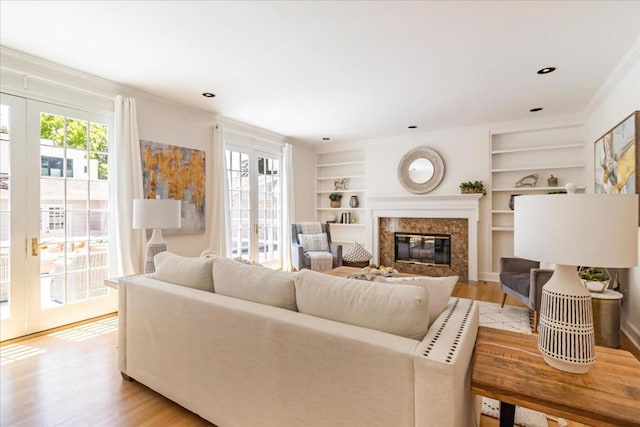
[1,1,639,144]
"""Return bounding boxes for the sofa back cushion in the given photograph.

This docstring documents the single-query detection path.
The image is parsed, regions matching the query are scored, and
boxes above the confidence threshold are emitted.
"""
[294,269,429,340]
[153,251,214,292]
[213,257,297,311]
[375,275,458,326]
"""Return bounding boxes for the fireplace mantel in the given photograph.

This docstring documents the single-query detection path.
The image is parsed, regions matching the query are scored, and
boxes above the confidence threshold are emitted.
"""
[368,194,482,281]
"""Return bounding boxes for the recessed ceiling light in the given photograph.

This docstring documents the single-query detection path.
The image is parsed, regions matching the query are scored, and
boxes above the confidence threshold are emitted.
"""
[530,107,543,112]
[202,92,216,98]
[408,125,418,129]
[322,137,330,141]
[537,67,556,74]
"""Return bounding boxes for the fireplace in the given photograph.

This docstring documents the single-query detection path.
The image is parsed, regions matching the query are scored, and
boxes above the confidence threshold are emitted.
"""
[394,233,451,267]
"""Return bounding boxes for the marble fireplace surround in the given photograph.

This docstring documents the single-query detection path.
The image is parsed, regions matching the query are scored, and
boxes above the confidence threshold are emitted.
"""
[368,194,482,282]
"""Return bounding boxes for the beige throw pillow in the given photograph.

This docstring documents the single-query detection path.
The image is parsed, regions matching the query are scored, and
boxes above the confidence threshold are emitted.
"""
[376,275,458,326]
[213,257,297,311]
[295,269,430,340]
[153,251,215,292]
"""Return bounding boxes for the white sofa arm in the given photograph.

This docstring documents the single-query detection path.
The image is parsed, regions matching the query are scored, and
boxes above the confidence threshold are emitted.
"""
[413,298,481,427]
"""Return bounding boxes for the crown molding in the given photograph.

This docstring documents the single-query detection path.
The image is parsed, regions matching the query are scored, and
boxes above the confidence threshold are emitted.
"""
[583,35,640,115]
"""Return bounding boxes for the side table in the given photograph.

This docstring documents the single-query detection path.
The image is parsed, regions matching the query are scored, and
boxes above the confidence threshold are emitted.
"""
[471,326,640,427]
[590,289,623,348]
[104,274,143,290]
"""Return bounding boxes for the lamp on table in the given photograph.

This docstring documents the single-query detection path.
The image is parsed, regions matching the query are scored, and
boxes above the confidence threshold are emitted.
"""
[514,187,637,374]
[133,196,182,273]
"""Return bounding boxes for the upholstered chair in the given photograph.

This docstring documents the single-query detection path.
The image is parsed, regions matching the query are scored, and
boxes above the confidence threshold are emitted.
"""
[499,257,553,330]
[291,223,342,271]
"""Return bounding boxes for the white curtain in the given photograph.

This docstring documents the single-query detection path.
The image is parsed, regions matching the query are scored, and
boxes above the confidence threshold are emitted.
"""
[281,143,295,271]
[209,123,230,256]
[112,95,145,275]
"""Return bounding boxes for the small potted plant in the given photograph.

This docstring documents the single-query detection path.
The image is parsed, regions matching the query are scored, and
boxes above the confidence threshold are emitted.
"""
[329,192,342,208]
[579,267,610,293]
[459,180,487,195]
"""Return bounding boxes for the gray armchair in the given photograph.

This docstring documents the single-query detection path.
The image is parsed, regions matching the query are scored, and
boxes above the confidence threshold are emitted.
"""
[291,223,342,271]
[499,257,553,330]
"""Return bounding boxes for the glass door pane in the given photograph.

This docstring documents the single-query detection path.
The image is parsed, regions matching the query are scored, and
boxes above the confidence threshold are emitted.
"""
[256,154,281,266]
[1,103,12,319]
[227,149,251,259]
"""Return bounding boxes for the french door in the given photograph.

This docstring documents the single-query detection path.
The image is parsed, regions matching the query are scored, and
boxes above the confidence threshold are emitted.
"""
[0,94,116,341]
[226,145,282,268]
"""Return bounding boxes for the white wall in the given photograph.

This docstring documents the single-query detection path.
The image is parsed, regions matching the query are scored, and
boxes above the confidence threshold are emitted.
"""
[584,37,640,346]
[292,142,316,222]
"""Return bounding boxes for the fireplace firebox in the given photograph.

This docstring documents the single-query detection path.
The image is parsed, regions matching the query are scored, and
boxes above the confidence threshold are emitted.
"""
[394,232,451,267]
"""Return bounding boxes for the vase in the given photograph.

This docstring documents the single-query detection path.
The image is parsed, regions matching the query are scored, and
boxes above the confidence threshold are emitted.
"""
[349,195,359,208]
[330,200,341,208]
[508,194,522,210]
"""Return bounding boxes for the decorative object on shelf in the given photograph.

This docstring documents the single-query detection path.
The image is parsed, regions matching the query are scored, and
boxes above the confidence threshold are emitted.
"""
[397,146,445,194]
[594,110,639,223]
[459,180,487,195]
[547,174,558,187]
[515,173,539,188]
[341,212,352,224]
[326,214,337,223]
[351,214,358,224]
[334,178,348,190]
[133,196,182,273]
[508,194,521,210]
[349,195,359,208]
[329,192,342,208]
[514,187,638,374]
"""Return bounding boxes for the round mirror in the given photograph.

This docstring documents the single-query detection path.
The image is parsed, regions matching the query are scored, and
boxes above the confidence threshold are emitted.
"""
[408,158,435,184]
[397,146,445,193]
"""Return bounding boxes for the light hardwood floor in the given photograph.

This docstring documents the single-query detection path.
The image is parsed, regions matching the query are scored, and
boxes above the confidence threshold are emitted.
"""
[1,281,637,426]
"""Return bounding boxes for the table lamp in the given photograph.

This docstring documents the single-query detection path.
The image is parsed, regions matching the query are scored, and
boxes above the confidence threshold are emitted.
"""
[514,188,638,374]
[133,196,182,273]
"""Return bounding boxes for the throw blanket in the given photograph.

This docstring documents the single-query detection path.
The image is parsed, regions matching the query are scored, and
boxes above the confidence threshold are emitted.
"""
[300,222,322,234]
[306,251,334,272]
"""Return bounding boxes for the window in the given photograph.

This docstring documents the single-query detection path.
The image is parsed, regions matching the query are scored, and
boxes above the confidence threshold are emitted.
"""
[41,156,73,178]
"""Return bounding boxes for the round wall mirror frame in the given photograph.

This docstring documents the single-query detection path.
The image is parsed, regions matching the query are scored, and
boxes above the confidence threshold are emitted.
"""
[397,146,445,193]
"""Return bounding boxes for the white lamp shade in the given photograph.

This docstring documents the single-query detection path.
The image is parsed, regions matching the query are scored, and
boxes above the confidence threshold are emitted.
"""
[132,198,182,230]
[514,194,638,268]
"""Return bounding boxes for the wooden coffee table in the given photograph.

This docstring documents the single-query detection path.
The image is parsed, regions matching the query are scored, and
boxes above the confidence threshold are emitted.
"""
[471,327,640,427]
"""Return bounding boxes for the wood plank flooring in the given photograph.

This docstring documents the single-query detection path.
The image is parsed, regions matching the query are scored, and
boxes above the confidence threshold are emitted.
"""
[1,280,637,427]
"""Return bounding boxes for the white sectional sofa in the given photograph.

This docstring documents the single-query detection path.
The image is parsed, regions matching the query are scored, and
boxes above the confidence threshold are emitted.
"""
[118,253,481,427]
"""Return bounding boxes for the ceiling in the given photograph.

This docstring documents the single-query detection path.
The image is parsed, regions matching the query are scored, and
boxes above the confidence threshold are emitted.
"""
[1,1,639,144]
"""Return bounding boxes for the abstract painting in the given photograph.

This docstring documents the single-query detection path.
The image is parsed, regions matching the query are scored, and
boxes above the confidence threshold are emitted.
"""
[140,139,206,234]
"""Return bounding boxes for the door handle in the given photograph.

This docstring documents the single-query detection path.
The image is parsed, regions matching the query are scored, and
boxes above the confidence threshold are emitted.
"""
[32,237,39,256]
[255,224,260,234]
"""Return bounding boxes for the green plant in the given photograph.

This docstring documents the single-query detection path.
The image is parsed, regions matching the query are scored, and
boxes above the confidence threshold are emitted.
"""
[579,267,609,282]
[459,180,487,195]
[329,193,343,202]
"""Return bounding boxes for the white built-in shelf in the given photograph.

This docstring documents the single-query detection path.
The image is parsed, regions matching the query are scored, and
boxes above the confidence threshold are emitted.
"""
[317,189,365,194]
[317,175,365,180]
[317,161,365,168]
[492,186,566,192]
[492,227,514,232]
[328,223,365,227]
[491,210,514,214]
[491,143,583,155]
[491,163,585,173]
[317,208,366,211]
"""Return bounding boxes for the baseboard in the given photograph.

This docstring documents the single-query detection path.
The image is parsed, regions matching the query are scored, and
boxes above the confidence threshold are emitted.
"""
[478,272,499,283]
[621,322,640,353]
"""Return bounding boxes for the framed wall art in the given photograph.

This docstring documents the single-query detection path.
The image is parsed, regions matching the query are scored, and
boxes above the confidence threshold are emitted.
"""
[140,139,206,234]
[594,111,638,193]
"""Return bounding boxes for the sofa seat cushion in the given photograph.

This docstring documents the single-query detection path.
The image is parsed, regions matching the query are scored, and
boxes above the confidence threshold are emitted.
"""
[375,275,458,326]
[153,251,214,292]
[294,269,430,340]
[213,257,297,311]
